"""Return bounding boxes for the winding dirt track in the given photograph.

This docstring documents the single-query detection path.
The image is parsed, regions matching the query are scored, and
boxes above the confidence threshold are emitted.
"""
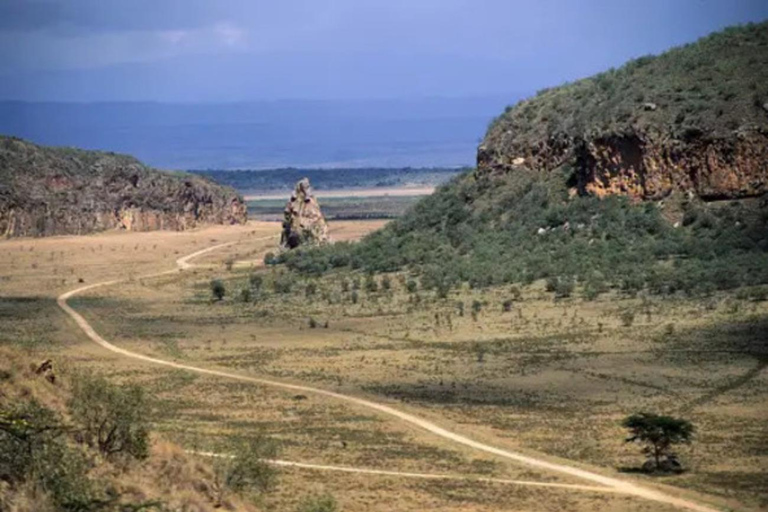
[57,240,720,512]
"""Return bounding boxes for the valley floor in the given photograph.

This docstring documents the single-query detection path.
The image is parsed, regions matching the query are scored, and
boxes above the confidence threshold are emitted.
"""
[1,220,765,511]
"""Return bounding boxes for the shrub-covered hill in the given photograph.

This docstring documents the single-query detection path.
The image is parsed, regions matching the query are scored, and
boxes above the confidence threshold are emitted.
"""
[277,23,768,296]
[0,136,247,238]
[0,349,264,511]
[481,22,768,201]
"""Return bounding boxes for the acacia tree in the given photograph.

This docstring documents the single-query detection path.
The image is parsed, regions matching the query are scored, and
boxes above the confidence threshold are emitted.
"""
[622,412,694,472]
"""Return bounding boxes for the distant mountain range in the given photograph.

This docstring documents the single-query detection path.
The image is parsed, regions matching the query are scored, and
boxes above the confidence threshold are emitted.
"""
[0,97,515,170]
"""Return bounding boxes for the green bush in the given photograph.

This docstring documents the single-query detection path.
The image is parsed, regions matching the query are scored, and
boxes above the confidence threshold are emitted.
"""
[68,372,150,460]
[211,279,226,301]
[1,400,103,511]
[211,436,278,507]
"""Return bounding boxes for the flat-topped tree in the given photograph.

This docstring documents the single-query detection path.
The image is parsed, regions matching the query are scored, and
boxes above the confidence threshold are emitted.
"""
[623,412,694,473]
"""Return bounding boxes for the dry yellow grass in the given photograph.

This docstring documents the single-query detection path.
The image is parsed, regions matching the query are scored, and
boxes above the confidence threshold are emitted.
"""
[1,219,765,511]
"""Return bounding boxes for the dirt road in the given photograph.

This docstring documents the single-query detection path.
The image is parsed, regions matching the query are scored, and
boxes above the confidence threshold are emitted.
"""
[57,241,721,512]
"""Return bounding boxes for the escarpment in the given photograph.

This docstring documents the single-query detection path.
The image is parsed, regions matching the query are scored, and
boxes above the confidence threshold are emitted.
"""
[0,136,247,237]
[478,21,768,202]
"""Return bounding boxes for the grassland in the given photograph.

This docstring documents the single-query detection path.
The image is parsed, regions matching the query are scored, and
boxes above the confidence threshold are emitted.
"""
[2,218,764,511]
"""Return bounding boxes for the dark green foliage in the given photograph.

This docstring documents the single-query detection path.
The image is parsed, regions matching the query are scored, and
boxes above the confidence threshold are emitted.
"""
[623,412,694,472]
[210,279,226,301]
[264,252,277,265]
[381,275,392,291]
[405,279,418,293]
[279,168,768,296]
[68,372,150,461]
[273,24,768,294]
[239,288,252,303]
[1,401,104,510]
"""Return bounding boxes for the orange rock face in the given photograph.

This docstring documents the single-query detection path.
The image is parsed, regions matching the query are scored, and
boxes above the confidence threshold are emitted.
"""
[477,130,768,202]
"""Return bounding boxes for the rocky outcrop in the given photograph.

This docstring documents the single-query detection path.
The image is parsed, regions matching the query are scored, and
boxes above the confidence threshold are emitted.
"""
[0,136,247,237]
[478,130,768,201]
[280,178,329,249]
[477,22,768,203]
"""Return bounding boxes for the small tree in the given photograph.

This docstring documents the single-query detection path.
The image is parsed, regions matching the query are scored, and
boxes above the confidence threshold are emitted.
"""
[211,436,278,507]
[68,373,150,460]
[622,412,694,472]
[211,279,226,301]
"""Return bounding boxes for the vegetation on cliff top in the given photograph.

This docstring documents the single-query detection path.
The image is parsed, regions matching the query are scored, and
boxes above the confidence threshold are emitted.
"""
[0,136,247,237]
[486,21,768,145]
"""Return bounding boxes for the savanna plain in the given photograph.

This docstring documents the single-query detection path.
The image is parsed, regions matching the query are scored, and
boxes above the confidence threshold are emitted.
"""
[1,217,765,512]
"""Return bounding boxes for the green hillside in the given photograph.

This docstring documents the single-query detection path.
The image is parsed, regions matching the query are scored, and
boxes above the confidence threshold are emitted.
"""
[277,23,768,298]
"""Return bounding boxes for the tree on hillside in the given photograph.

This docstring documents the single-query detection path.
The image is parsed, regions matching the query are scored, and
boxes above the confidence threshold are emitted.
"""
[622,412,694,472]
[211,279,226,301]
[68,372,150,460]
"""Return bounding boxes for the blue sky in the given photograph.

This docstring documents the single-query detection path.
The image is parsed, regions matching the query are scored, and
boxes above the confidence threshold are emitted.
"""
[1,0,767,102]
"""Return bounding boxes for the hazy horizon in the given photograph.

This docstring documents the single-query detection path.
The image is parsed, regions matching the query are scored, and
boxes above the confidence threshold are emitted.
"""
[2,1,767,169]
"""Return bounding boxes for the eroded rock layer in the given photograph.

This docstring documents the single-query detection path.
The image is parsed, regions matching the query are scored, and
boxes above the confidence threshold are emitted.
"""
[0,136,247,237]
[478,131,768,201]
[478,21,768,202]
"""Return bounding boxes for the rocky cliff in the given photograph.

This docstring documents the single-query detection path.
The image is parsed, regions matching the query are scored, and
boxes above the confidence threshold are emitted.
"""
[0,136,247,237]
[479,22,768,202]
[280,178,329,249]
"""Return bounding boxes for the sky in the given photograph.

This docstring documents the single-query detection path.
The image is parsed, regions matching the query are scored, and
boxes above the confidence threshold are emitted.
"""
[1,0,767,102]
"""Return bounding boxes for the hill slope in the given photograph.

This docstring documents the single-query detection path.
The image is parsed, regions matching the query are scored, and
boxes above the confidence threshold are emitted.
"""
[480,22,768,201]
[280,23,768,295]
[0,136,247,238]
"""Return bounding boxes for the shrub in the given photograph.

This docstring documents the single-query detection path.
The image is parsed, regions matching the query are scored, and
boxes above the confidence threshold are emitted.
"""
[364,275,378,293]
[249,274,263,291]
[68,372,150,460]
[264,252,277,265]
[1,400,102,510]
[406,280,418,293]
[272,273,294,294]
[502,299,513,312]
[620,310,635,327]
[381,275,392,291]
[297,492,338,512]
[305,282,317,298]
[240,288,252,303]
[211,436,278,507]
[308,317,318,329]
[211,279,226,301]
